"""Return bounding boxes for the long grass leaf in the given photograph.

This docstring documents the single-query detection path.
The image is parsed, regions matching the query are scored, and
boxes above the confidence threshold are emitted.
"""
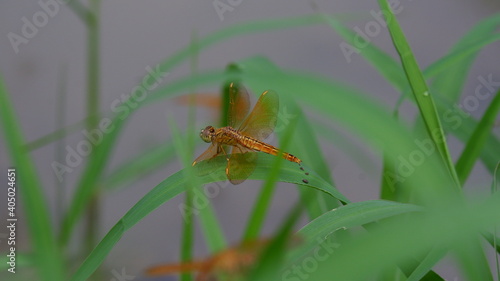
[69,153,344,281]
[406,247,447,281]
[242,113,299,241]
[0,77,65,280]
[377,0,460,189]
[304,193,500,280]
[287,200,422,266]
[59,14,333,244]
[455,89,500,184]
[431,14,500,102]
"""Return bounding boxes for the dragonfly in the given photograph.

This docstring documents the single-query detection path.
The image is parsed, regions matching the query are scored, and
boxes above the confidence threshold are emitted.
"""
[146,237,302,281]
[146,239,269,281]
[192,83,301,184]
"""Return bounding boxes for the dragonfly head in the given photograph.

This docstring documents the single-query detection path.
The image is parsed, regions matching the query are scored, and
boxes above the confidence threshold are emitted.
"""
[200,126,216,143]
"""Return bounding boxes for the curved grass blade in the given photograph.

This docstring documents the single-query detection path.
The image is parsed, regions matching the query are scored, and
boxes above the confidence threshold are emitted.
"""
[169,117,227,253]
[69,153,344,281]
[431,14,500,103]
[101,141,177,190]
[290,109,340,219]
[242,112,298,241]
[0,77,65,280]
[322,11,500,178]
[455,89,500,185]
[287,200,422,266]
[406,247,447,281]
[303,193,500,281]
[377,0,460,189]
[59,13,333,247]
[453,236,494,281]
[493,162,500,279]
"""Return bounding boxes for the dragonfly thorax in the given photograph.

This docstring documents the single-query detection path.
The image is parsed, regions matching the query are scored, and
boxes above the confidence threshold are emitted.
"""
[200,125,216,143]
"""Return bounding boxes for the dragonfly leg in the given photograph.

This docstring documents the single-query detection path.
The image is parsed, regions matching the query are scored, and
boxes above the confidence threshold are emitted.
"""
[218,145,230,161]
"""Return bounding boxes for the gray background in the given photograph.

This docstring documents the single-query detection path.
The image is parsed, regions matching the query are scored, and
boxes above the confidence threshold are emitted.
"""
[1,0,499,280]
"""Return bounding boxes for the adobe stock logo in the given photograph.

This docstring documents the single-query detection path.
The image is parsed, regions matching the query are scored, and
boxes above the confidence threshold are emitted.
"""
[7,0,71,54]
[213,0,243,21]
[51,64,169,182]
[282,237,340,281]
[339,0,413,63]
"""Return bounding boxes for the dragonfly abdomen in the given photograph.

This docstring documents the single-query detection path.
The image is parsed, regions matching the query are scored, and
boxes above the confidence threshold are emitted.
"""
[239,135,301,164]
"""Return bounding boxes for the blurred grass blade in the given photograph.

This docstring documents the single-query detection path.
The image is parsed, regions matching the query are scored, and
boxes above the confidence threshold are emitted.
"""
[69,153,344,281]
[455,89,500,185]
[289,200,422,265]
[323,10,500,179]
[494,162,500,280]
[431,14,500,102]
[59,13,332,247]
[59,117,123,246]
[378,0,460,189]
[24,116,90,150]
[169,118,227,253]
[287,103,340,219]
[246,193,308,281]
[0,76,65,281]
[101,141,177,190]
[321,14,408,93]
[380,111,401,201]
[242,111,298,241]
[406,247,447,281]
[423,33,500,79]
[453,236,494,281]
[304,194,500,281]
[169,118,196,281]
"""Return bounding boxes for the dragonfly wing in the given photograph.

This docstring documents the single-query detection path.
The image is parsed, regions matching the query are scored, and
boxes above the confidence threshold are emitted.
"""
[192,143,220,166]
[238,90,279,141]
[226,145,258,185]
[228,83,251,128]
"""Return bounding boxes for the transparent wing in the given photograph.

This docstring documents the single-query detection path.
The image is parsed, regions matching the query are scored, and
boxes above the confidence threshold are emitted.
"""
[238,90,279,141]
[228,83,250,129]
[226,145,258,185]
[192,143,220,166]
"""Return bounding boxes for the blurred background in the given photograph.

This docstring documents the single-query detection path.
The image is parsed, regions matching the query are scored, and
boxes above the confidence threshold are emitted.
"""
[0,0,499,280]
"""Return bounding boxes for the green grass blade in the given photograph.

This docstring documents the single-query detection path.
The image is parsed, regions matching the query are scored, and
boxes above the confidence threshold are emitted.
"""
[242,113,298,241]
[101,141,177,190]
[324,11,500,180]
[451,115,500,174]
[179,188,194,281]
[304,194,500,281]
[493,162,500,280]
[59,117,123,246]
[169,118,227,253]
[24,116,90,150]
[453,236,494,281]
[288,104,340,218]
[455,89,500,185]
[59,13,332,247]
[423,34,500,80]
[245,195,307,281]
[0,77,65,280]
[288,200,422,265]
[321,14,408,93]
[380,111,401,201]
[406,247,447,281]
[291,111,335,186]
[169,118,196,281]
[69,153,344,281]
[431,14,500,102]
[378,0,460,189]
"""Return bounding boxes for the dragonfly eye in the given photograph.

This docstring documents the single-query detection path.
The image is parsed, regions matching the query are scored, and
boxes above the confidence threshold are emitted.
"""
[200,126,214,143]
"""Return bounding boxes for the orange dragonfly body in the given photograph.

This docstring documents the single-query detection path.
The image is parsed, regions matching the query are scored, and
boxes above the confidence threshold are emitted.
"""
[146,239,269,281]
[192,83,301,184]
